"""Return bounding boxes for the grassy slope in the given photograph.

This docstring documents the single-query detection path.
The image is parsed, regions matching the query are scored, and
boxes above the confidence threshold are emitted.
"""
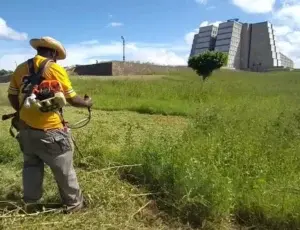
[0,106,190,230]
[1,70,300,229]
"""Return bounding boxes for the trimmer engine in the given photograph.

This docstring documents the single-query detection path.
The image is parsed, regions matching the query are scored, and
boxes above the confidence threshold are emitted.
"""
[24,80,67,112]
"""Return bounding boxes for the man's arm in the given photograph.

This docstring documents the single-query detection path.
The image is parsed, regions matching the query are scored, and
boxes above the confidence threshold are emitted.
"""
[7,70,20,112]
[8,94,19,111]
[49,64,92,108]
[66,95,92,108]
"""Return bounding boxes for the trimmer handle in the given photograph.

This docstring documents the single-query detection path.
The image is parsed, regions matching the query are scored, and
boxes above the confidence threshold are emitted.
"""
[84,94,92,112]
[2,112,17,121]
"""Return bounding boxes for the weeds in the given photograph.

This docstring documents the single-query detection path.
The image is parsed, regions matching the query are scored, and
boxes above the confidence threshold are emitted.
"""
[1,70,300,229]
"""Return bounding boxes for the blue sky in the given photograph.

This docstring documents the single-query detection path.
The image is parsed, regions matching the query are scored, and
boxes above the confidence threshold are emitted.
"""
[0,0,299,69]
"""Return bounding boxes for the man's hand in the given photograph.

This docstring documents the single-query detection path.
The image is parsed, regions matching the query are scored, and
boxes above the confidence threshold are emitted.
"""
[66,95,93,109]
[84,94,93,109]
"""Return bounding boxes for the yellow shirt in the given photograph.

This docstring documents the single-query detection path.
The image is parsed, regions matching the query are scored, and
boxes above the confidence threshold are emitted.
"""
[7,55,77,130]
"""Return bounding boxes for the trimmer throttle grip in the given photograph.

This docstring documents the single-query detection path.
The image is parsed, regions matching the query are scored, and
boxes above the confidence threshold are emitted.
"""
[2,113,16,121]
[84,94,92,112]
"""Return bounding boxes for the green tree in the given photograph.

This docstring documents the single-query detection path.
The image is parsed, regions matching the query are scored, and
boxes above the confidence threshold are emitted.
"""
[0,69,13,77]
[188,51,228,80]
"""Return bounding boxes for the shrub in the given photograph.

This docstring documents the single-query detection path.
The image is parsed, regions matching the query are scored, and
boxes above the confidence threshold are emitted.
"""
[188,51,228,80]
[0,69,13,76]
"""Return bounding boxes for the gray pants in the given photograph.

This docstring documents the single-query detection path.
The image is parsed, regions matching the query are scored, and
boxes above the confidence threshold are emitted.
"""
[17,124,83,210]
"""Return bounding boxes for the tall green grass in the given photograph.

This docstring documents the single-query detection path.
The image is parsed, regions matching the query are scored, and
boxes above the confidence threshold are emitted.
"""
[70,70,300,228]
[71,70,300,117]
[0,108,189,229]
[1,69,300,229]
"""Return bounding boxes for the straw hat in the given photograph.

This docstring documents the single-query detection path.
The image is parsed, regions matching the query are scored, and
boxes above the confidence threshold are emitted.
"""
[30,36,66,60]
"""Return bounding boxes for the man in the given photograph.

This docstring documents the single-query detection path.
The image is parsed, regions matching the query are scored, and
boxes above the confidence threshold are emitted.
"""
[7,36,92,212]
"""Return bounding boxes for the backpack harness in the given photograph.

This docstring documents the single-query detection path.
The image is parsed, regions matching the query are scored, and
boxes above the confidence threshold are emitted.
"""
[2,58,91,138]
[21,58,68,127]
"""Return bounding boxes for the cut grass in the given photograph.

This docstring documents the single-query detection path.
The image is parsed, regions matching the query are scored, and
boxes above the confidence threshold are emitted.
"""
[0,106,191,230]
[1,69,300,229]
[0,165,189,230]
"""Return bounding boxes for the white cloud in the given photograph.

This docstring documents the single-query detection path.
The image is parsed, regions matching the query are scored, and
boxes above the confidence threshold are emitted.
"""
[285,31,300,45]
[0,13,193,70]
[275,29,300,62]
[108,22,123,27]
[87,58,109,64]
[184,31,198,46]
[199,20,222,27]
[195,0,208,4]
[270,1,300,67]
[129,46,187,65]
[274,3,300,27]
[79,40,99,45]
[0,53,34,69]
[228,0,300,67]
[273,25,292,36]
[0,39,189,70]
[231,0,276,13]
[0,18,28,41]
[268,1,300,67]
[206,6,216,10]
[62,42,187,67]
[280,0,299,6]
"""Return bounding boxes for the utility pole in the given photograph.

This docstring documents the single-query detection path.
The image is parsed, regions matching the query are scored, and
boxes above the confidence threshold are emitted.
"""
[121,36,125,62]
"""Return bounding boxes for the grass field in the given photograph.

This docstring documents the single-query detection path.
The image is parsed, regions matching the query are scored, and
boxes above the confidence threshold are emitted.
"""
[1,69,300,229]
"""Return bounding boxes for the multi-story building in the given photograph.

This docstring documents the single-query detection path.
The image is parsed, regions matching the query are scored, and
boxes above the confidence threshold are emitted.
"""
[214,20,243,69]
[247,21,281,71]
[279,52,294,68]
[189,19,294,71]
[189,25,218,57]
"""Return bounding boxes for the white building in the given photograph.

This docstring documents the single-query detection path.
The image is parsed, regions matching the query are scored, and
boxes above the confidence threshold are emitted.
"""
[189,19,294,71]
[247,21,281,71]
[279,52,294,68]
[214,19,243,69]
[189,25,218,57]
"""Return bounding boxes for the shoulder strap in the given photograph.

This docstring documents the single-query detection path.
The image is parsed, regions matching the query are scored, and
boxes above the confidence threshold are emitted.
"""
[19,58,54,111]
[27,58,53,85]
[28,58,35,75]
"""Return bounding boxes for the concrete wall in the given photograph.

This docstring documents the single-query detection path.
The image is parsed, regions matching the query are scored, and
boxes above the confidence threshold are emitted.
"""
[249,22,275,71]
[240,23,251,70]
[70,61,190,76]
[215,22,233,53]
[72,62,113,75]
[214,21,243,69]
[190,25,218,57]
[189,34,199,57]
[231,22,242,69]
[279,52,294,68]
